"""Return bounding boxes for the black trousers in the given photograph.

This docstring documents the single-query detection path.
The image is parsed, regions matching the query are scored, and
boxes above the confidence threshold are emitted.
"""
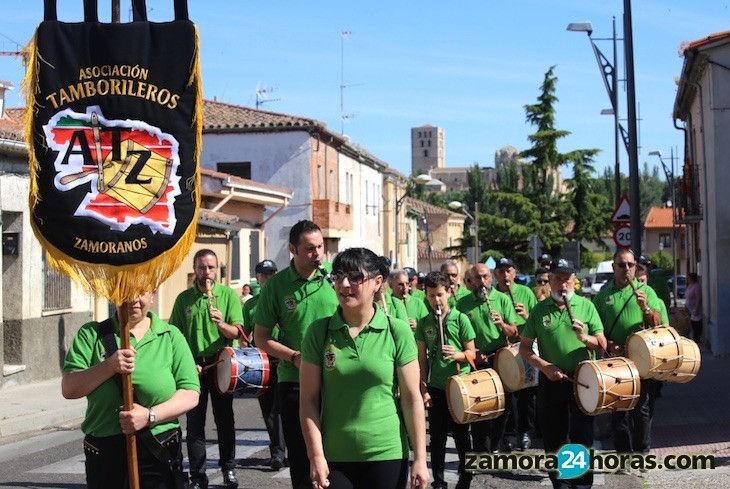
[278,381,310,489]
[427,387,472,488]
[691,319,703,343]
[84,428,183,489]
[538,374,594,489]
[516,386,538,434]
[257,361,286,460]
[611,378,659,453]
[327,459,408,489]
[187,366,236,481]
[471,391,512,452]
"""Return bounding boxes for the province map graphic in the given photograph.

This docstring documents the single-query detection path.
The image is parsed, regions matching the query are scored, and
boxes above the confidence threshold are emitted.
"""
[44,106,181,235]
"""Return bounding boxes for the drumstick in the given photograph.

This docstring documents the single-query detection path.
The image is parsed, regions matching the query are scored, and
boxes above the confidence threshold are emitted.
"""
[563,376,590,389]
[201,359,223,373]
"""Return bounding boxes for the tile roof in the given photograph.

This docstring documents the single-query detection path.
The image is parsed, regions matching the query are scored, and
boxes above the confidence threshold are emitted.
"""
[0,107,25,142]
[203,99,320,132]
[403,196,464,219]
[644,207,675,229]
[681,30,730,53]
[200,168,292,197]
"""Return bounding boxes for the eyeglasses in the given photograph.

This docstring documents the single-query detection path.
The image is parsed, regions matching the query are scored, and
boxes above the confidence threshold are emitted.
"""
[332,271,369,285]
[536,279,549,285]
[615,262,636,269]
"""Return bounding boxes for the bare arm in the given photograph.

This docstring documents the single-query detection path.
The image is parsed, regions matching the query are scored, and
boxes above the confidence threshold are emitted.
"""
[397,359,429,489]
[255,325,301,367]
[519,336,566,381]
[209,306,241,340]
[299,360,329,487]
[416,341,431,407]
[119,389,200,435]
[61,348,134,399]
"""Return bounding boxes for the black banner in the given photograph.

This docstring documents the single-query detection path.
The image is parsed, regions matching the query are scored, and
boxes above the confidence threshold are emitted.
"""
[26,0,201,301]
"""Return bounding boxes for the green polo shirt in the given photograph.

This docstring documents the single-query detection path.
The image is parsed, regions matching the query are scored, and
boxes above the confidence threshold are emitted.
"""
[242,295,279,344]
[649,269,671,309]
[522,295,604,374]
[395,294,429,322]
[301,307,417,462]
[383,294,409,322]
[593,279,670,346]
[63,313,200,437]
[456,288,518,354]
[415,308,475,390]
[410,288,426,302]
[254,261,339,383]
[496,283,537,327]
[168,282,243,359]
[447,285,471,308]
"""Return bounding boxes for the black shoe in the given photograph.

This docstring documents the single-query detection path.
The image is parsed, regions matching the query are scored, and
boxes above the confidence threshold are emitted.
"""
[222,469,238,489]
[190,478,208,489]
[501,439,513,453]
[270,457,284,471]
[520,432,531,450]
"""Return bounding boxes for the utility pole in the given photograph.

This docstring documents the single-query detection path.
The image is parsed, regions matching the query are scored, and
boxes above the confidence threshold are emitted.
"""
[624,0,642,256]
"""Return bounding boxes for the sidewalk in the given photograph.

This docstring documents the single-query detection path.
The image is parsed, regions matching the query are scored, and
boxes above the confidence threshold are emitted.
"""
[0,377,85,439]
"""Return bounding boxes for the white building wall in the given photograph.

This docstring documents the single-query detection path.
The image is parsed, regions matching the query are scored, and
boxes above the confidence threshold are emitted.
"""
[200,132,312,268]
[337,153,383,255]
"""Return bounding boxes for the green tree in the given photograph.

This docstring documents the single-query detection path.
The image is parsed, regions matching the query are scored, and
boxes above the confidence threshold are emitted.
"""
[565,149,612,246]
[650,250,673,273]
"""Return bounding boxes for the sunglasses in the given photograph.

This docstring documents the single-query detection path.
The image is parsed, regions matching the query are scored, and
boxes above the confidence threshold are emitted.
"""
[615,262,636,269]
[536,279,549,285]
[332,270,370,285]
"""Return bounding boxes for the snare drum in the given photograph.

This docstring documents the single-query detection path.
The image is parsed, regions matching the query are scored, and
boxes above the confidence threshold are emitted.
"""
[446,368,505,424]
[494,343,539,392]
[215,347,270,395]
[625,326,683,378]
[655,336,701,383]
[574,357,641,416]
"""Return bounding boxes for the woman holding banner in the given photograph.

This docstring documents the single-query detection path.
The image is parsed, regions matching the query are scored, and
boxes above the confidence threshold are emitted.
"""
[62,291,200,489]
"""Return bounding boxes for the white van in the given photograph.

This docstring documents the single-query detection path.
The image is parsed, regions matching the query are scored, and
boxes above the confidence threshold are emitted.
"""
[590,260,613,295]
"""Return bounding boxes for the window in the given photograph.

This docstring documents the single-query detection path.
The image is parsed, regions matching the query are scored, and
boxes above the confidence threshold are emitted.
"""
[328,169,334,199]
[420,140,424,147]
[659,233,671,249]
[217,162,251,179]
[418,131,422,138]
[317,165,324,199]
[424,150,429,157]
[43,253,71,311]
[248,230,260,277]
[231,233,240,281]
[427,140,431,147]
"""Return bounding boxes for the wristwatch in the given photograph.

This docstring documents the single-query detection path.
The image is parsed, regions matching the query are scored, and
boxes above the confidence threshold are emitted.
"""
[148,407,157,426]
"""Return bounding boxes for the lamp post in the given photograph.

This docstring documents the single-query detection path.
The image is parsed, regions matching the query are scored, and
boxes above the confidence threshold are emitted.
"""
[649,149,677,307]
[394,173,432,268]
[568,3,642,257]
[448,201,479,264]
[567,18,623,206]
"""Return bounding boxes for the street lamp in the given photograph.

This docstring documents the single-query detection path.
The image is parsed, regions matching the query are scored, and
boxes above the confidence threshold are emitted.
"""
[448,201,480,264]
[567,18,623,206]
[394,173,432,268]
[649,149,678,307]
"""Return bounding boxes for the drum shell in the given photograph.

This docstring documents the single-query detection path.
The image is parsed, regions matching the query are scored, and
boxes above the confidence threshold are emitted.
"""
[215,347,270,395]
[494,343,538,392]
[574,357,641,416]
[655,336,701,383]
[446,368,505,425]
[626,326,683,379]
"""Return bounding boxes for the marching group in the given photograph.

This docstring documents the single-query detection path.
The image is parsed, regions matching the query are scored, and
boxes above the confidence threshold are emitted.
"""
[61,218,690,489]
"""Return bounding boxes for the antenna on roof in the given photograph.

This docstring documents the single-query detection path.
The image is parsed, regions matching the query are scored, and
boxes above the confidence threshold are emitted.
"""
[339,30,363,134]
[255,84,281,110]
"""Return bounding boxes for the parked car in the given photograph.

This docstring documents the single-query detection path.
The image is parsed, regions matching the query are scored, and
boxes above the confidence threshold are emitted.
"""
[587,260,614,296]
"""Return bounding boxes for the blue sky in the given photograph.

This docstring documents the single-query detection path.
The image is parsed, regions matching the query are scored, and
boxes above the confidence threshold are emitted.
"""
[1,1,728,178]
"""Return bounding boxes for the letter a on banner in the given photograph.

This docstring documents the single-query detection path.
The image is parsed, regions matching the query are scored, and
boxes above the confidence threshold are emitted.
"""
[23,0,202,303]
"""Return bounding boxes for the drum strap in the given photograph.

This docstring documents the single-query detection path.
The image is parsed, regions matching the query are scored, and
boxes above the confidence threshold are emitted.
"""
[606,287,640,339]
[97,319,183,477]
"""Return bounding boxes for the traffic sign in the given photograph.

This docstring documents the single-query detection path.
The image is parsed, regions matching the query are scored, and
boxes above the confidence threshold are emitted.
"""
[613,225,631,249]
[610,195,631,224]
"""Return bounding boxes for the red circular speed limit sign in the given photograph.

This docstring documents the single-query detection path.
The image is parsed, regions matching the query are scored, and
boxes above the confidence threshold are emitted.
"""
[613,225,631,249]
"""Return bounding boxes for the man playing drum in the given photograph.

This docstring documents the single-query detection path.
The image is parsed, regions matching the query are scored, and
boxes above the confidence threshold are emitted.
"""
[417,272,476,489]
[253,220,339,489]
[593,249,669,455]
[241,259,286,471]
[169,249,244,489]
[495,258,538,451]
[520,259,606,489]
[456,263,518,453]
